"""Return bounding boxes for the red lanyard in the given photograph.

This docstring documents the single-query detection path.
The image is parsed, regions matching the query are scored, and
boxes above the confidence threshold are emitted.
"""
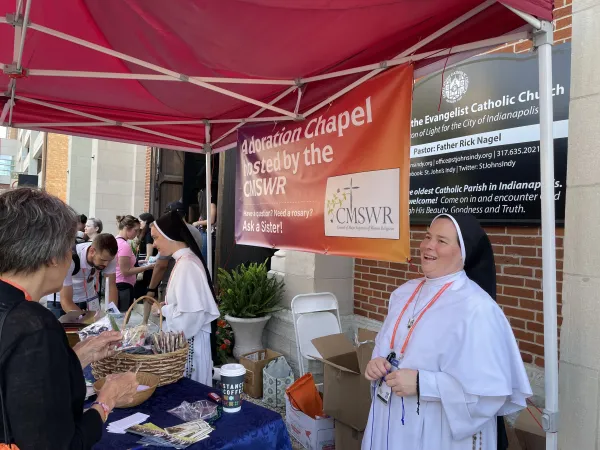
[0,278,33,301]
[81,268,99,299]
[389,280,453,359]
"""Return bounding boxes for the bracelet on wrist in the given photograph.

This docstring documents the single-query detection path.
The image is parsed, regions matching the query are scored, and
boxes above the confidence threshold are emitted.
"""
[91,401,111,421]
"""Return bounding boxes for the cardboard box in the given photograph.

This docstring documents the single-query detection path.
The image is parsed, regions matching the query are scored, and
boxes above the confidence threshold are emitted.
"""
[285,394,335,450]
[238,349,282,398]
[310,329,377,432]
[508,406,546,450]
[335,421,363,450]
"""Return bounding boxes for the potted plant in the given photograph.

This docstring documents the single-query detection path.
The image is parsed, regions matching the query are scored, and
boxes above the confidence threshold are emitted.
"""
[217,259,285,359]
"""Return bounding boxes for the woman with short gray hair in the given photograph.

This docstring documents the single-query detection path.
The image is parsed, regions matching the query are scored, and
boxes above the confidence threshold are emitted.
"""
[0,188,138,449]
[84,217,103,241]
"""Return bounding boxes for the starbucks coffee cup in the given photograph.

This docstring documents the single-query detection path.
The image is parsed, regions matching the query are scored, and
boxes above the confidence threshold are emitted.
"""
[220,363,246,413]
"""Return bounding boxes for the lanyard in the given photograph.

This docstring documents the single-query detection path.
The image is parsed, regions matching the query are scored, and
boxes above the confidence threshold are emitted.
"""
[0,278,32,301]
[81,268,99,301]
[389,280,453,359]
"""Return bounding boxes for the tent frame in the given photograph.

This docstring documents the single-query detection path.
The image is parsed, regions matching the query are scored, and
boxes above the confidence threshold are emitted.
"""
[1,3,559,449]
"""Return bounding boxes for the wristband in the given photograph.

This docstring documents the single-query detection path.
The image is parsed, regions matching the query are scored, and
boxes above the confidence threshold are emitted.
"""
[147,287,158,294]
[91,401,111,421]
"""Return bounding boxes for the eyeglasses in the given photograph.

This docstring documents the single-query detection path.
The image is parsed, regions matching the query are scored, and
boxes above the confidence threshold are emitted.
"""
[87,267,96,284]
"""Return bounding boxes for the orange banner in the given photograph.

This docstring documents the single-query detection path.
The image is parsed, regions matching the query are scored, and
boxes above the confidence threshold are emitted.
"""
[235,64,413,262]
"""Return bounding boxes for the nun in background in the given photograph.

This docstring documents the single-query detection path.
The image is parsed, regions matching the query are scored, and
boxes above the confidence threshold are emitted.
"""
[151,211,219,385]
[363,213,532,450]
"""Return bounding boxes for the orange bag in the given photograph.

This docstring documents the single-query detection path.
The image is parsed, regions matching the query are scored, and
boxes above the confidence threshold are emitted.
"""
[286,373,323,419]
[0,445,19,449]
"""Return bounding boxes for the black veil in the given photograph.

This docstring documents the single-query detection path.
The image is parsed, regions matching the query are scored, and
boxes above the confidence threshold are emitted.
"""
[432,213,507,450]
[154,211,219,362]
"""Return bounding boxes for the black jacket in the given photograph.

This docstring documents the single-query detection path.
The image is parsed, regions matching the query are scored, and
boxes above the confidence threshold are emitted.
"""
[0,280,103,449]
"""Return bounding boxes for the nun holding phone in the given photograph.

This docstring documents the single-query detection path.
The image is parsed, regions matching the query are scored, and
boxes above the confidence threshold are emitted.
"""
[150,211,219,386]
[363,213,532,450]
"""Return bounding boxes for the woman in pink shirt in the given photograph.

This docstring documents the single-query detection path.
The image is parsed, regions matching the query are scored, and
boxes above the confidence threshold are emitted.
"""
[115,215,154,311]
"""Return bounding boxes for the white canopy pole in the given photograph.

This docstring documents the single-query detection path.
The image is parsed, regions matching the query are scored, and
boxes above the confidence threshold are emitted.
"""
[211,85,298,146]
[502,4,560,447]
[12,116,295,128]
[7,0,31,125]
[535,20,559,450]
[303,0,496,118]
[24,70,295,85]
[9,94,204,147]
[22,22,299,119]
[204,122,213,278]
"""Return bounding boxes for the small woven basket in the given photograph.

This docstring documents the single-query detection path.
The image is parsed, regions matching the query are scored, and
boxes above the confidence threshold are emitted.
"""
[91,296,188,387]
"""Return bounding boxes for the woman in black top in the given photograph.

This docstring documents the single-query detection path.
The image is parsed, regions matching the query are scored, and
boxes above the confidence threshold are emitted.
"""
[134,213,157,299]
[0,188,138,450]
[138,212,157,260]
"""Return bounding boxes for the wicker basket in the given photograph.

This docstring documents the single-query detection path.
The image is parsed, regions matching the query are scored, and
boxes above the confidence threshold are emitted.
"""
[91,296,188,387]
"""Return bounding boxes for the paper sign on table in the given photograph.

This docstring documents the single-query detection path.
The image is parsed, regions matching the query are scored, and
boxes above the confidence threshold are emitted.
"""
[107,412,149,434]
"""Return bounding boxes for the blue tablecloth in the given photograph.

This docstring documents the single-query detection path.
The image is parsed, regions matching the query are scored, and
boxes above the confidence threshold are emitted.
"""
[84,369,292,450]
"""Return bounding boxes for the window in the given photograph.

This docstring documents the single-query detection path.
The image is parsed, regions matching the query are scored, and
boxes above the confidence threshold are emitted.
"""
[0,155,12,177]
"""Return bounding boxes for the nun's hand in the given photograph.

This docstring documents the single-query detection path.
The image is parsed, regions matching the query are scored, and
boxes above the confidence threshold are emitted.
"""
[385,369,418,396]
[365,357,391,381]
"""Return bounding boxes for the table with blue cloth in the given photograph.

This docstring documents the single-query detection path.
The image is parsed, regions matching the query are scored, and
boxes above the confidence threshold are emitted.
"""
[84,369,292,450]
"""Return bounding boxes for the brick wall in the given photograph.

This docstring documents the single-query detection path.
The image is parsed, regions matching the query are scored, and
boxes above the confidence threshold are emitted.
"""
[490,0,572,54]
[144,147,152,212]
[44,133,69,201]
[354,4,572,369]
[355,226,563,367]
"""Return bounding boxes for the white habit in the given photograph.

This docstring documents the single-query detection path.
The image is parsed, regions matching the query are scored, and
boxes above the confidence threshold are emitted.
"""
[362,271,532,450]
[161,248,219,386]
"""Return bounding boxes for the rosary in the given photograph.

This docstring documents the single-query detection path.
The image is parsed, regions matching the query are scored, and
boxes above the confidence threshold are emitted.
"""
[472,431,483,450]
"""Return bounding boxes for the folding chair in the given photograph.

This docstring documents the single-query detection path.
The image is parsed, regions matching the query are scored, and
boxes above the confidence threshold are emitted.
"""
[291,292,342,377]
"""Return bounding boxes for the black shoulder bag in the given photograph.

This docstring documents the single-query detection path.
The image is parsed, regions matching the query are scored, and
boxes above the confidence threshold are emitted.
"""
[0,295,21,448]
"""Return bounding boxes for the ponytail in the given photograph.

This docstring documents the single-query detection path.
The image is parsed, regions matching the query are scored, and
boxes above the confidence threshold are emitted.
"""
[116,214,140,230]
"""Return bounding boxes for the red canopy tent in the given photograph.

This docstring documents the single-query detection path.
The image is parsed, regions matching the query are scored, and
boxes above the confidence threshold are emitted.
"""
[0,1,558,448]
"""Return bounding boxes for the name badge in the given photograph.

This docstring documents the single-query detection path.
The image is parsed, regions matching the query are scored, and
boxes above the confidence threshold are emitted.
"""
[376,357,400,405]
[87,298,100,311]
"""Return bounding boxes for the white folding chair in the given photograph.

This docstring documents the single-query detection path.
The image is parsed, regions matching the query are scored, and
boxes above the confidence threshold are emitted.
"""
[291,292,342,377]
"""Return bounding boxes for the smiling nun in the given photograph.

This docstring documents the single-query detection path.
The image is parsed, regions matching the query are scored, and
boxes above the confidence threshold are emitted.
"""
[362,213,532,450]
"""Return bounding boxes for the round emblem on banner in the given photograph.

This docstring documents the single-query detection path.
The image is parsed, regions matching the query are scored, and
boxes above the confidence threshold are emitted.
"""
[442,70,469,103]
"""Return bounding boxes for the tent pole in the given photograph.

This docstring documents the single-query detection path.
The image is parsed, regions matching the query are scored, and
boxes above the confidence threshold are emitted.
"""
[12,116,295,128]
[535,20,559,450]
[24,70,294,85]
[212,142,237,153]
[211,85,297,146]
[25,23,298,119]
[503,4,542,30]
[8,0,31,126]
[204,122,213,278]
[11,94,204,147]
[303,0,496,118]
[19,30,528,85]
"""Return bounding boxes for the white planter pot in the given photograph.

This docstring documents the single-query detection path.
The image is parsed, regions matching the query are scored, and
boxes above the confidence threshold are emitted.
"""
[225,314,272,360]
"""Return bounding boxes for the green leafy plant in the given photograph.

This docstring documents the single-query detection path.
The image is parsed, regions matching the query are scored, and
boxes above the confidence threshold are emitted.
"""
[217,259,285,318]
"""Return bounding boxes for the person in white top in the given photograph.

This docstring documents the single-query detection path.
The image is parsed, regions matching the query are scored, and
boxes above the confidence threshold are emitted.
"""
[58,233,119,313]
[150,211,219,385]
[363,213,531,450]
[84,217,103,242]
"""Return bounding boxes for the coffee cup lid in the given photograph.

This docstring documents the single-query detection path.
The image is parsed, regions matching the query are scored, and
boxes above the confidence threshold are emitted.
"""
[220,363,246,378]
